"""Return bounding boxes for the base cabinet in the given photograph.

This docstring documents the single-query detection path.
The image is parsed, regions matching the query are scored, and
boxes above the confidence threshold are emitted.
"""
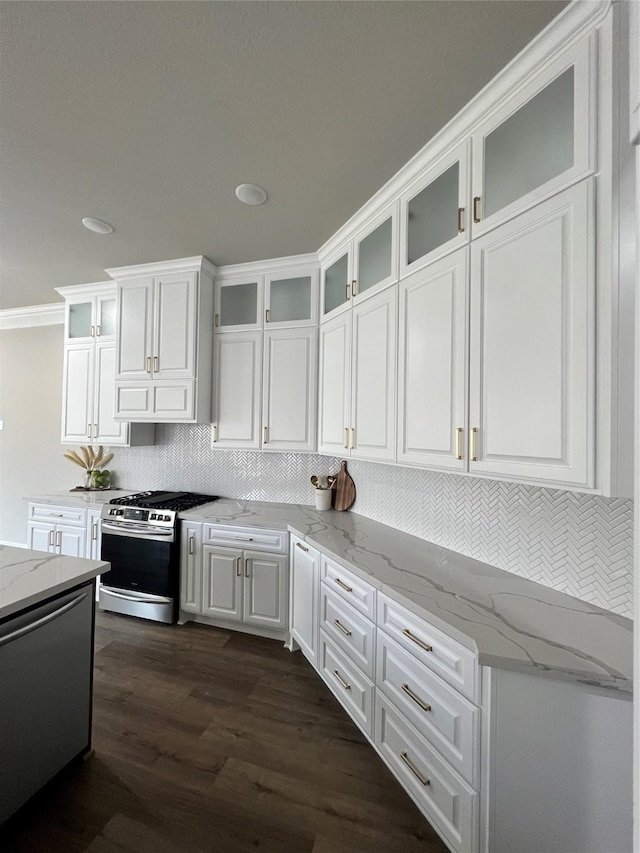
[27,504,88,558]
[289,535,320,665]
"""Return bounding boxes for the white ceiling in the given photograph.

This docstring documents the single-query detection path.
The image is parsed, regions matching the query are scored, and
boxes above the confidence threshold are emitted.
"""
[0,0,567,310]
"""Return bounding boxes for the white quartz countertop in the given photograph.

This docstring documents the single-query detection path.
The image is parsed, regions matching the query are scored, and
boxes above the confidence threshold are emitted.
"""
[181,498,633,694]
[23,489,137,508]
[0,546,109,620]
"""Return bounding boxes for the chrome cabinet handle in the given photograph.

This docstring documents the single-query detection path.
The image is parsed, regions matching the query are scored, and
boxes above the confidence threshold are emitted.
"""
[146,356,152,374]
[92,522,98,541]
[263,426,268,444]
[47,513,64,518]
[265,308,270,323]
[351,280,357,298]
[333,669,351,691]
[154,356,159,372]
[343,427,349,449]
[96,324,101,337]
[233,536,253,542]
[244,558,250,578]
[334,578,352,593]
[470,427,479,462]
[346,283,351,301]
[401,682,432,712]
[455,427,463,461]
[236,556,242,577]
[402,628,433,653]
[212,424,217,442]
[400,751,430,786]
[90,325,95,337]
[457,207,465,233]
[349,428,355,450]
[188,535,195,555]
[333,619,352,637]
[48,530,55,547]
[88,423,92,439]
[55,531,62,547]
[214,313,220,327]
[296,542,308,552]
[473,196,481,223]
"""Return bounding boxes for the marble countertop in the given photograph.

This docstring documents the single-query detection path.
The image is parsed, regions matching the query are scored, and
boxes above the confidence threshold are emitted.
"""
[182,499,633,694]
[24,489,137,508]
[0,546,109,620]
[24,492,633,693]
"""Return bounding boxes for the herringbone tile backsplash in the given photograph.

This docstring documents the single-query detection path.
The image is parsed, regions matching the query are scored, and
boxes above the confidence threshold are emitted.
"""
[116,424,633,618]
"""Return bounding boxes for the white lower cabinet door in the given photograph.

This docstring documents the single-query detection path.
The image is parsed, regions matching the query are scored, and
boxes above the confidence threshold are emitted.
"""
[468,180,593,487]
[28,522,54,553]
[243,552,288,630]
[202,546,243,622]
[61,344,93,443]
[397,249,468,471]
[180,523,203,614]
[262,328,317,452]
[351,286,397,461]
[212,331,262,448]
[94,342,129,445]
[317,313,351,456]
[86,511,101,560]
[57,524,86,558]
[290,536,320,665]
[375,693,478,853]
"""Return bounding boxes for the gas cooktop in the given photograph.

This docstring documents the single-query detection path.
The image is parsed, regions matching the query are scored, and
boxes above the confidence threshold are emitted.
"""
[109,491,219,512]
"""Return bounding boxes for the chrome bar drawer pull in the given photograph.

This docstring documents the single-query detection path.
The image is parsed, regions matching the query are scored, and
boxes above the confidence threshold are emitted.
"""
[400,751,430,786]
[333,619,352,637]
[188,536,195,555]
[296,542,309,552]
[401,683,432,712]
[402,628,433,653]
[334,578,353,593]
[236,556,242,577]
[333,670,351,691]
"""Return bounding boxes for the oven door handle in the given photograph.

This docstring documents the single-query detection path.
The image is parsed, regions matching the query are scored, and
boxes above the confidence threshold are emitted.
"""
[101,521,174,536]
[100,587,173,605]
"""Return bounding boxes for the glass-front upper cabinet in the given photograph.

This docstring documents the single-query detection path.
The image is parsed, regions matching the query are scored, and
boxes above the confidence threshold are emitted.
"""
[471,38,591,236]
[214,275,264,332]
[399,142,470,278]
[64,286,117,341]
[321,203,398,322]
[265,266,319,328]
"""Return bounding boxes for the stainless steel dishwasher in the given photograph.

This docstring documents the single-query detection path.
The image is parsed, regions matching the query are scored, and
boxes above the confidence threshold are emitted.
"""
[0,582,95,824]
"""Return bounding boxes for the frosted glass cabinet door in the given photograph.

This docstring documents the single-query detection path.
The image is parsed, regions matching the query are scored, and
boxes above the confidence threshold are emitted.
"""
[95,296,116,339]
[352,203,398,303]
[400,142,470,278]
[67,302,94,340]
[215,276,263,332]
[468,180,593,487]
[321,248,351,321]
[265,267,318,327]
[472,39,591,235]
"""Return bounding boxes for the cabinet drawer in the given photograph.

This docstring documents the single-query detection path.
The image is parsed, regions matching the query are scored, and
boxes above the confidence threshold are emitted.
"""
[321,556,376,620]
[29,503,87,527]
[376,632,478,786]
[320,586,375,679]
[375,693,478,853]
[319,631,374,738]
[203,525,287,554]
[377,593,479,702]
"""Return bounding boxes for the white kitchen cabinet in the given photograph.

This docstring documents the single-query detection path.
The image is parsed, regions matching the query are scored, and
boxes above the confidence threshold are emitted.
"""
[86,509,101,561]
[27,504,87,558]
[321,203,398,323]
[264,266,318,328]
[108,256,215,423]
[180,522,202,614]
[212,327,317,452]
[289,535,320,666]
[399,141,470,278]
[262,327,317,452]
[471,38,591,238]
[397,249,468,471]
[214,273,263,332]
[468,179,593,487]
[202,546,243,623]
[211,331,262,449]
[318,286,397,461]
[57,282,153,447]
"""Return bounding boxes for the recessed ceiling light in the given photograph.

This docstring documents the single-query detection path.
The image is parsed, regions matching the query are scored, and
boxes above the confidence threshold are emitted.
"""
[235,183,267,206]
[82,217,114,234]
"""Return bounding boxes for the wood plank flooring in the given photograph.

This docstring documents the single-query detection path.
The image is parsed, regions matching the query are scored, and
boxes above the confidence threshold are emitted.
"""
[1,612,448,853]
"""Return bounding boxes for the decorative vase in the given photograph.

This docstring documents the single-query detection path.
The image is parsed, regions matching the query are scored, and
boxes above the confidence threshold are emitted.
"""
[314,489,332,511]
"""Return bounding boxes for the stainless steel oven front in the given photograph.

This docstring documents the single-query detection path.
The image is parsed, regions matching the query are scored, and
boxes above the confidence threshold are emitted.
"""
[99,508,179,624]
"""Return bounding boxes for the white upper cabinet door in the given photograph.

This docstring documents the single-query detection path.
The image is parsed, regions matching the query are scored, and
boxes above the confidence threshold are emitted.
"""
[469,180,593,488]
[264,266,319,328]
[65,299,95,342]
[321,244,353,323]
[95,295,117,340]
[262,327,317,452]
[116,276,154,379]
[400,141,470,278]
[93,342,129,445]
[243,553,288,631]
[153,272,197,379]
[317,312,352,456]
[212,331,263,448]
[202,546,243,622]
[351,286,397,461]
[397,249,468,471]
[214,275,264,332]
[472,38,592,237]
[61,344,94,443]
[352,203,399,304]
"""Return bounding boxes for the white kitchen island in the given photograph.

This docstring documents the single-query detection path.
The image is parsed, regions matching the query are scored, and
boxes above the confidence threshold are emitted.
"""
[0,546,109,824]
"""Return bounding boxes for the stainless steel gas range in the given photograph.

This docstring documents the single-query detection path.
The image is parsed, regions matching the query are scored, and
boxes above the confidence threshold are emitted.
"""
[99,491,218,623]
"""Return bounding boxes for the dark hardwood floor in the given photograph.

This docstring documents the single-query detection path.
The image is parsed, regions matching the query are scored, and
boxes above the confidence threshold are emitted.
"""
[1,612,448,852]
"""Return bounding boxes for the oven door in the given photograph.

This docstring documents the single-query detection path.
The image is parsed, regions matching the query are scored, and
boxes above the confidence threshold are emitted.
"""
[99,529,179,623]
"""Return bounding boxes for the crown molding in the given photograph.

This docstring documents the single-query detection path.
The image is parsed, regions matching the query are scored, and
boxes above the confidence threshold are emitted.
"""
[55,281,115,299]
[106,255,216,281]
[0,303,65,330]
[215,252,319,279]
